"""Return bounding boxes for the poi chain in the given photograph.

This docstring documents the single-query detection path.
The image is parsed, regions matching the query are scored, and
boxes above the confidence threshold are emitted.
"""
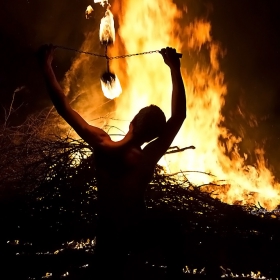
[54,45,160,60]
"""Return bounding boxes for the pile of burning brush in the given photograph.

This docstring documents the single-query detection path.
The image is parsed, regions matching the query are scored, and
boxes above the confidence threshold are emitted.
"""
[1,109,280,279]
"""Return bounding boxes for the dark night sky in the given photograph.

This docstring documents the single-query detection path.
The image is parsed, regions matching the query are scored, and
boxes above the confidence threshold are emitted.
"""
[1,0,280,167]
[0,1,279,110]
[209,0,280,117]
[0,0,96,112]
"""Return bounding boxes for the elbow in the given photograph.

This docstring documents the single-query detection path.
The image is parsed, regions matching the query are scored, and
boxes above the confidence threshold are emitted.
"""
[179,111,187,124]
[180,114,186,124]
[178,110,186,121]
[55,101,69,117]
[172,112,186,124]
[56,107,65,117]
[56,105,68,118]
[181,104,187,120]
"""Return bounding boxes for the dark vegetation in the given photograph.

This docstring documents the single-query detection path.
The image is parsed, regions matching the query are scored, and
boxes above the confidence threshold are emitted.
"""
[1,108,280,280]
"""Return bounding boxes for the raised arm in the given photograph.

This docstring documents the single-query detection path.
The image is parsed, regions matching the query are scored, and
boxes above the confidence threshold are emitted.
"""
[144,47,186,164]
[39,44,109,147]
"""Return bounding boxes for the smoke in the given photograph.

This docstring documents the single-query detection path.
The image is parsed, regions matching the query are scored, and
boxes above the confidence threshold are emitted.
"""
[0,0,92,119]
[60,30,117,135]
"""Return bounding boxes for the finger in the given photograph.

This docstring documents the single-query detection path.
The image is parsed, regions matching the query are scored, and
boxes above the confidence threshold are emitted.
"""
[166,47,176,55]
[159,48,169,59]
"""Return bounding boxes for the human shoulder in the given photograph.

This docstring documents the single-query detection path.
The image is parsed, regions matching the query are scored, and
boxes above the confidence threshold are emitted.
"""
[68,122,111,149]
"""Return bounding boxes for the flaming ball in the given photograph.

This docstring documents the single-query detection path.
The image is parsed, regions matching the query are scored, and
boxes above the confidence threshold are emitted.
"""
[100,72,122,99]
[99,9,115,45]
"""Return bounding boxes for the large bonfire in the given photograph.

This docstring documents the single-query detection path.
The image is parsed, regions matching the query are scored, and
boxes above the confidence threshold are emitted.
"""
[62,0,280,210]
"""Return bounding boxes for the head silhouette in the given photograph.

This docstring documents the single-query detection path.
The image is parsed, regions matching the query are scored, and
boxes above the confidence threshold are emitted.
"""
[131,105,166,143]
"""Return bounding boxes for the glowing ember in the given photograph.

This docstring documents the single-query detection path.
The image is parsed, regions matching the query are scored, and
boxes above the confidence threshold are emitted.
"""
[99,8,115,45]
[85,5,94,19]
[69,147,92,167]
[100,72,122,99]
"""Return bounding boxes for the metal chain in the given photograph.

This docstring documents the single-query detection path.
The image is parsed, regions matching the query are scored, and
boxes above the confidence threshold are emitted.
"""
[108,50,159,60]
[55,45,159,60]
[55,45,106,58]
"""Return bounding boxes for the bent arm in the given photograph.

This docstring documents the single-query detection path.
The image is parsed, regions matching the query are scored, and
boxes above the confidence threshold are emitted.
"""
[144,48,186,164]
[41,45,108,147]
[170,65,186,122]
[43,62,69,115]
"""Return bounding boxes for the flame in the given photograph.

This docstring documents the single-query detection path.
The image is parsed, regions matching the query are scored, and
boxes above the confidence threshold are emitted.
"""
[62,0,280,210]
[99,8,115,45]
[109,0,280,210]
[94,0,108,7]
[85,5,94,19]
[100,73,122,99]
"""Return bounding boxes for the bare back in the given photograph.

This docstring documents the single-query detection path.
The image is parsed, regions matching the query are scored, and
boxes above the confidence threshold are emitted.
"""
[94,144,155,228]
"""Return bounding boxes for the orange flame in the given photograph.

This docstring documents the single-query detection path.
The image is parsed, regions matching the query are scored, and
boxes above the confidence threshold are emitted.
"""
[109,0,280,210]
[99,8,115,45]
[63,0,280,210]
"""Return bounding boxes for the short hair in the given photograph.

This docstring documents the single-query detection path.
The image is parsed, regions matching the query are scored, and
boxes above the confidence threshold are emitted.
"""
[131,105,166,142]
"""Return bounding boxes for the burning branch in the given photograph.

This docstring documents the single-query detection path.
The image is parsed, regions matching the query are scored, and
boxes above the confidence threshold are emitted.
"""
[166,145,196,154]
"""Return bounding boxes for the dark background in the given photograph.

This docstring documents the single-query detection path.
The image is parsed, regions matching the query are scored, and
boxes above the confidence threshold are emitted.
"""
[1,0,280,174]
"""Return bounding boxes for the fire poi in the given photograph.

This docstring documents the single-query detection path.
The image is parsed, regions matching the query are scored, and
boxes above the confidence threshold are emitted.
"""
[55,0,181,100]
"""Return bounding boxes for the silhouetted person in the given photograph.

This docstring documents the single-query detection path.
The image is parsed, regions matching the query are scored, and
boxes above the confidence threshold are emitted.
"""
[40,44,186,279]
